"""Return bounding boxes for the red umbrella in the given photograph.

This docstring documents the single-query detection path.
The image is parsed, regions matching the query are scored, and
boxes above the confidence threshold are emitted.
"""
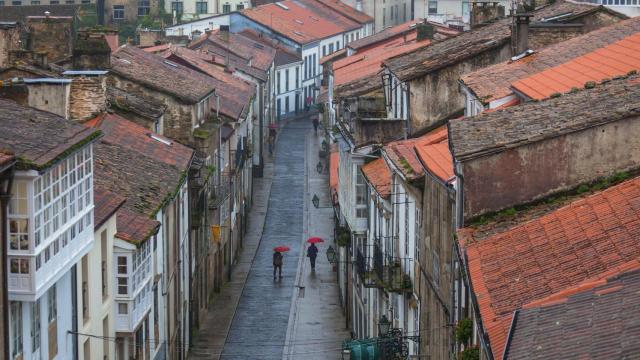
[268,123,278,129]
[307,237,324,244]
[273,246,290,252]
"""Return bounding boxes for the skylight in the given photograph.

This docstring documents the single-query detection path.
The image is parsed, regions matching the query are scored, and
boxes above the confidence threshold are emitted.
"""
[164,60,179,68]
[295,19,303,25]
[149,134,172,146]
[275,2,289,10]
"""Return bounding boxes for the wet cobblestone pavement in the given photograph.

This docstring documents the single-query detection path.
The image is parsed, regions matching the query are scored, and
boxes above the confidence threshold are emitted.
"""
[220,118,309,359]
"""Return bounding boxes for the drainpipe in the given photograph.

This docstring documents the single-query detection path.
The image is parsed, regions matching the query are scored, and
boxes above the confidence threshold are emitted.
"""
[71,264,78,360]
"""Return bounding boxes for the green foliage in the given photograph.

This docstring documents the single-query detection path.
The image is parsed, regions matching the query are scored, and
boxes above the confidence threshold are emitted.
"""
[628,70,638,76]
[455,318,473,346]
[193,128,211,139]
[335,226,351,247]
[576,184,590,194]
[458,347,480,360]
[584,81,596,89]
[569,87,579,93]
[550,92,561,98]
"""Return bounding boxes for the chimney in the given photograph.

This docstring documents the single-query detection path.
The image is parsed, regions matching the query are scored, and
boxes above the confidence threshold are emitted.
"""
[65,72,108,121]
[220,25,230,42]
[513,13,532,56]
[72,30,112,70]
[416,21,435,41]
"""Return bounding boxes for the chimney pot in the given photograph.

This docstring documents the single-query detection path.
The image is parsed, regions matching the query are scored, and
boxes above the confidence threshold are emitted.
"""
[513,13,532,56]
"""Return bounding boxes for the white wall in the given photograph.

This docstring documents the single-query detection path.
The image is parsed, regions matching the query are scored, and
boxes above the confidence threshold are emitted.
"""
[275,62,303,116]
[164,14,230,38]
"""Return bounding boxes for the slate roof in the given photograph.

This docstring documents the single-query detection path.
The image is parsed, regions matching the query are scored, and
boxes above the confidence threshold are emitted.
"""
[87,113,192,244]
[504,268,640,360]
[384,0,612,82]
[414,126,453,183]
[187,41,268,81]
[448,76,640,162]
[93,187,126,230]
[189,30,276,72]
[461,16,640,105]
[237,28,302,66]
[161,46,256,120]
[0,151,15,171]
[0,4,80,22]
[0,98,100,171]
[513,31,640,100]
[240,0,355,45]
[384,138,423,181]
[460,175,640,359]
[362,158,392,198]
[107,86,167,121]
[111,45,216,104]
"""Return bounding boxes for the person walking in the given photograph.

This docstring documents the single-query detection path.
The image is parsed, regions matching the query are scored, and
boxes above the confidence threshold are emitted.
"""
[273,251,283,280]
[268,136,274,156]
[312,117,319,135]
[307,243,318,270]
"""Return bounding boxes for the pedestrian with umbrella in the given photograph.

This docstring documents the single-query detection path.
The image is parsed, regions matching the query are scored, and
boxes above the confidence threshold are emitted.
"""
[273,246,289,280]
[306,237,324,270]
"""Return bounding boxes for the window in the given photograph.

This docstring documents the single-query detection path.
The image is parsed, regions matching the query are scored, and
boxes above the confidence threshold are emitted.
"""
[48,285,57,322]
[11,0,21,5]
[138,0,150,16]
[329,43,334,54]
[50,0,59,3]
[390,5,394,19]
[9,258,29,274]
[356,32,359,40]
[10,302,22,359]
[9,181,28,251]
[236,3,243,9]
[428,1,437,14]
[304,56,308,80]
[336,41,340,50]
[356,169,368,218]
[118,303,128,314]
[312,53,316,76]
[101,230,108,300]
[383,8,386,27]
[277,71,281,94]
[195,1,207,14]
[118,278,128,295]
[171,1,183,15]
[285,69,289,92]
[322,45,326,56]
[113,5,124,20]
[117,256,128,295]
[31,300,40,352]
[295,67,299,88]
[222,3,231,12]
[65,0,74,3]
[31,0,40,4]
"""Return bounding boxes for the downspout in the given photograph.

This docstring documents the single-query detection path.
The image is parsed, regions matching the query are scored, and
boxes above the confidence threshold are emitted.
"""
[405,81,411,139]
[71,264,78,360]
[0,165,14,360]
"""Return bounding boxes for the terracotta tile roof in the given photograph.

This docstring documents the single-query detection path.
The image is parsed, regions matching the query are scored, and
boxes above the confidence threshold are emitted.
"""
[461,176,640,359]
[294,0,365,31]
[87,113,193,244]
[107,86,167,121]
[512,32,640,100]
[461,17,640,105]
[319,48,347,65]
[505,267,640,359]
[304,0,373,24]
[362,158,392,198]
[0,98,100,170]
[142,43,171,53]
[93,187,126,230]
[347,19,458,52]
[334,35,432,98]
[449,76,640,162]
[161,46,256,120]
[189,30,277,72]
[414,126,453,183]
[384,0,610,82]
[384,138,423,181]
[240,1,354,45]
[111,45,216,104]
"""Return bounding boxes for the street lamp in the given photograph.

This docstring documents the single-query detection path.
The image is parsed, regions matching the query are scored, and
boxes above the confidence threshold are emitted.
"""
[326,245,337,264]
[312,194,320,208]
[378,315,391,337]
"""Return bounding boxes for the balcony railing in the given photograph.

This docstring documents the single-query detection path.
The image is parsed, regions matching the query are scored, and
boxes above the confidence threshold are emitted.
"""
[382,256,413,293]
[209,174,230,209]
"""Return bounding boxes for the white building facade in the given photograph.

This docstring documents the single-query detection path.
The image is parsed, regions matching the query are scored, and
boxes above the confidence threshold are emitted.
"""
[9,145,95,360]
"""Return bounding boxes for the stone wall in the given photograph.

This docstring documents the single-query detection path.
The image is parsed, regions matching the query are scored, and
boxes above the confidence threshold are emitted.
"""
[107,74,198,145]
[470,2,505,28]
[419,173,456,360]
[461,115,640,221]
[104,0,160,24]
[26,17,74,62]
[73,31,112,70]
[69,76,107,121]
[0,25,21,68]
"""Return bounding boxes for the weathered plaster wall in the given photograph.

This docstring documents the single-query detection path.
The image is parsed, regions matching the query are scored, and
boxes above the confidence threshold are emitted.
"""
[69,76,107,121]
[28,83,71,119]
[462,115,640,220]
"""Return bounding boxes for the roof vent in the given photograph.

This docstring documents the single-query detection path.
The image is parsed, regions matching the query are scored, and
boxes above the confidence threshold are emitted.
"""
[275,2,289,10]
[149,134,172,146]
[295,19,303,24]
[254,43,264,49]
[118,58,131,65]
[293,30,304,36]
[310,16,319,21]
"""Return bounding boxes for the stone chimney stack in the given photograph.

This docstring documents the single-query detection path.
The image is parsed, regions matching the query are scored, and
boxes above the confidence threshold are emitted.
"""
[470,2,505,28]
[64,72,108,122]
[73,30,112,70]
[416,21,435,41]
[513,13,532,56]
